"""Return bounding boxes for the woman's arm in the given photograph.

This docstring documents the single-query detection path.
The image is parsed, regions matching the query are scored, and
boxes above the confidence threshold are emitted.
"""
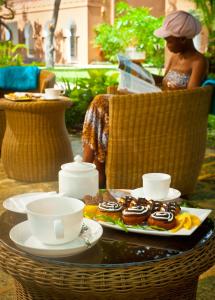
[187,56,208,88]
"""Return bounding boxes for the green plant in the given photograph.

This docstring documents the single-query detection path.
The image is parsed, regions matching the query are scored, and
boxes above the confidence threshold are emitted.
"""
[63,70,119,129]
[189,1,215,71]
[94,1,164,67]
[0,41,27,66]
[207,115,215,148]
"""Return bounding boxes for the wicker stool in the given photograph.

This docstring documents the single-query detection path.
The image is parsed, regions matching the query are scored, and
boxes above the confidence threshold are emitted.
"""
[1,99,73,182]
[0,70,56,156]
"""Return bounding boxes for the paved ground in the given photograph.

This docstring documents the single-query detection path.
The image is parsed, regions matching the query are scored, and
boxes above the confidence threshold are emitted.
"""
[0,136,214,299]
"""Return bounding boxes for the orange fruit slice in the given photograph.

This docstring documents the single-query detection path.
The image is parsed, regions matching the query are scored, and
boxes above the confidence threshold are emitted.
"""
[84,205,98,219]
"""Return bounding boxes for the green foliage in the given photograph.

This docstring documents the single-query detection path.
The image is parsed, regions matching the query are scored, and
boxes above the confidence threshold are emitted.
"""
[0,41,27,66]
[189,0,215,36]
[94,1,164,67]
[207,115,215,148]
[63,70,119,129]
[189,1,215,69]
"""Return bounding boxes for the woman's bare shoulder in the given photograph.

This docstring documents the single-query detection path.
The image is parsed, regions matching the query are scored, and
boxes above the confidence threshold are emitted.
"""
[192,51,207,64]
[192,52,208,71]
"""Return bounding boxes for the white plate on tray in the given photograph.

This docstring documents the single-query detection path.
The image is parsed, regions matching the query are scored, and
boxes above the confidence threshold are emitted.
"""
[4,93,33,101]
[9,218,103,258]
[3,192,58,214]
[131,187,181,202]
[98,207,212,236]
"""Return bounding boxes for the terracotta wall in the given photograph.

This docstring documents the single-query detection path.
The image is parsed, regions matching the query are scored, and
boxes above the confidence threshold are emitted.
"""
[88,2,108,63]
[126,0,165,17]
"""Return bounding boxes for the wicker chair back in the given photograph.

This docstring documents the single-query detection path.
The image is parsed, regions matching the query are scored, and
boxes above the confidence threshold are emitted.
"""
[106,86,213,195]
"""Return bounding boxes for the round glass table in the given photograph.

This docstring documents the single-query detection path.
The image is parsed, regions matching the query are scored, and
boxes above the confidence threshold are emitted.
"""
[0,211,214,300]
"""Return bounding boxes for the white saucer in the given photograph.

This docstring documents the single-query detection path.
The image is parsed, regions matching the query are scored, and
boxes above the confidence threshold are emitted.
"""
[3,192,58,214]
[131,187,181,202]
[9,218,103,258]
[42,94,65,101]
[43,96,60,100]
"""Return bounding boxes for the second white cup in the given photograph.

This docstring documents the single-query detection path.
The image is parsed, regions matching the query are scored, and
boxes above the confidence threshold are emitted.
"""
[26,196,85,245]
[44,88,64,99]
[142,173,171,200]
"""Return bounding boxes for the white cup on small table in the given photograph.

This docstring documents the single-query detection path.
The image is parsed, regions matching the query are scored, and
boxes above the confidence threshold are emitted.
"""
[44,88,65,100]
[142,173,171,200]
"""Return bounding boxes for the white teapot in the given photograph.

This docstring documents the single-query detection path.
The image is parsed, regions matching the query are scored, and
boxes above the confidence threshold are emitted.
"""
[58,155,99,199]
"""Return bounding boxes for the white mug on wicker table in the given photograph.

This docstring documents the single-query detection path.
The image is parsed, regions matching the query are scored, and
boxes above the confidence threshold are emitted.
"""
[26,196,85,245]
[142,173,171,200]
[44,88,65,99]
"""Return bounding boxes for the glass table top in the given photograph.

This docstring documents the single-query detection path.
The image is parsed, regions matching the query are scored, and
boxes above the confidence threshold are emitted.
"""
[0,210,214,267]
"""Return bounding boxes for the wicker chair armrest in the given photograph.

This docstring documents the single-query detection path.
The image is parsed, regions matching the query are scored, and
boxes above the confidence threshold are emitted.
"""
[38,70,56,93]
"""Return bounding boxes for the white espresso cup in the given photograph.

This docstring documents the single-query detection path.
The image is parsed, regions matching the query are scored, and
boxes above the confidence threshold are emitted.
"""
[142,173,171,200]
[26,196,85,245]
[44,88,65,99]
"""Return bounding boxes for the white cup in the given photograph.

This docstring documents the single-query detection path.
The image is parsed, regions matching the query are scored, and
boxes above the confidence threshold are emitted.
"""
[142,173,171,200]
[44,88,65,99]
[26,196,85,245]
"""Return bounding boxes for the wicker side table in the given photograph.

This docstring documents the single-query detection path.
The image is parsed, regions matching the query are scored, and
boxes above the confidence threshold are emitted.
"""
[0,99,73,182]
[0,109,6,154]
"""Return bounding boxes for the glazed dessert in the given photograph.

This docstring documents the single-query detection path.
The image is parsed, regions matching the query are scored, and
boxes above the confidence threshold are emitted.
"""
[118,196,136,208]
[122,205,151,225]
[96,201,123,220]
[147,211,176,230]
[149,200,163,212]
[83,190,182,231]
[160,202,181,215]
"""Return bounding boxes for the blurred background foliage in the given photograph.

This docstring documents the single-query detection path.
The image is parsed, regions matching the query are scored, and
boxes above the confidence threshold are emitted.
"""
[94,2,164,68]
[63,70,118,130]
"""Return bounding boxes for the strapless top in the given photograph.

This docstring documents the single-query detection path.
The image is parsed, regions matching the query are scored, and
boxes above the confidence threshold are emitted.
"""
[163,70,190,88]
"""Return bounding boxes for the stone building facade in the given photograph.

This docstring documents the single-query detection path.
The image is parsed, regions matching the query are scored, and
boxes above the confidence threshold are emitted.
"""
[3,0,207,65]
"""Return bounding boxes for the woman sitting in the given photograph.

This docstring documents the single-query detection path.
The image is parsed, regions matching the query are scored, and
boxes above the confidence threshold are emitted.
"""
[82,10,208,187]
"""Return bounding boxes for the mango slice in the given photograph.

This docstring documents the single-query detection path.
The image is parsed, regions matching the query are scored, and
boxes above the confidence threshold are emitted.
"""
[170,212,201,232]
[84,205,98,219]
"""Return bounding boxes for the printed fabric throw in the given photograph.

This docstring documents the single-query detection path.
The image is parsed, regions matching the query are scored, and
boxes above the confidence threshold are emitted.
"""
[0,66,40,91]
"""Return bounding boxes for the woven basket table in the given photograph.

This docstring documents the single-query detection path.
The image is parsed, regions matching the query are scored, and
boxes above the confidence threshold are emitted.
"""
[0,211,214,300]
[0,109,6,154]
[0,99,73,182]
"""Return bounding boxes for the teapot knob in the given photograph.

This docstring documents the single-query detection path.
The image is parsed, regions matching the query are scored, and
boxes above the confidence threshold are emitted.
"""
[74,155,83,163]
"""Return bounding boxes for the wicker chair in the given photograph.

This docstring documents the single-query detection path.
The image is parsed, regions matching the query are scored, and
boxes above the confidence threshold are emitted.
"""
[106,86,213,196]
[0,70,56,153]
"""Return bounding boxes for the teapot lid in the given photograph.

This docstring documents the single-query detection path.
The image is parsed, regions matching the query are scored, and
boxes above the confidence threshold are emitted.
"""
[61,155,96,172]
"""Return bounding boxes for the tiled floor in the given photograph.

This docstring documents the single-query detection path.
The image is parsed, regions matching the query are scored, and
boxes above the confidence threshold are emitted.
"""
[0,138,214,299]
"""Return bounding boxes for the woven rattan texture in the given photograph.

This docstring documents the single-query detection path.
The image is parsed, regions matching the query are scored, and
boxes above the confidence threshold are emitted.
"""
[106,87,213,194]
[38,70,56,92]
[0,110,5,153]
[1,100,73,182]
[0,70,56,156]
[0,230,214,300]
